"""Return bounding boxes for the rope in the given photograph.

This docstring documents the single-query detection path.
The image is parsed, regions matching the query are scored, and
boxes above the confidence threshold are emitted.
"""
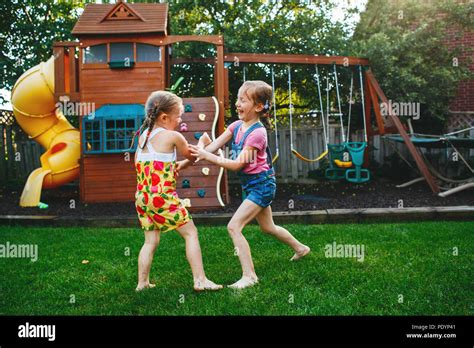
[271,66,279,162]
[333,64,345,142]
[346,71,354,142]
[315,65,328,150]
[288,65,294,150]
[287,64,328,162]
[359,65,368,143]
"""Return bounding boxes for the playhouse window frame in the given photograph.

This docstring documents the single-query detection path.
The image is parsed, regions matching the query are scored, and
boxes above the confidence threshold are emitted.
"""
[82,42,162,68]
[103,116,137,153]
[83,117,102,154]
[83,44,107,64]
[82,114,142,155]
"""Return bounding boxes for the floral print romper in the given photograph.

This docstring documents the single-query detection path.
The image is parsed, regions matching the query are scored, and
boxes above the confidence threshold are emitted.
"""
[135,127,191,232]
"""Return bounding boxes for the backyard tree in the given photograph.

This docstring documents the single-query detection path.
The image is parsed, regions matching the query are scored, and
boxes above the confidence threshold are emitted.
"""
[168,0,355,125]
[0,0,82,104]
[352,0,472,133]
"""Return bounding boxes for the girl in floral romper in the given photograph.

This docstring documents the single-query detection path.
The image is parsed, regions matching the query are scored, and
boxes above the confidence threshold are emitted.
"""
[131,90,222,292]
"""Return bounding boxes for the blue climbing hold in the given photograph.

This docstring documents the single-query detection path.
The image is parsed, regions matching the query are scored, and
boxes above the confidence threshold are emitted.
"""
[185,104,192,112]
[197,189,206,198]
[194,132,202,140]
[182,179,190,188]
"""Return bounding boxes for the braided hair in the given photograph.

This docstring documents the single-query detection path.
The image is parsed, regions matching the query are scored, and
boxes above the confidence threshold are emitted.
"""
[129,91,182,151]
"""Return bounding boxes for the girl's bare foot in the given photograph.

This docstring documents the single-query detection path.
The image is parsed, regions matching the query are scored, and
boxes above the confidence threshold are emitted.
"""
[194,278,223,292]
[228,276,259,289]
[290,245,311,261]
[135,283,156,291]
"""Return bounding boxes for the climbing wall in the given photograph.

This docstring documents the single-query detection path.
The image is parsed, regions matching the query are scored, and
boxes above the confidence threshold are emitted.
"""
[177,97,227,211]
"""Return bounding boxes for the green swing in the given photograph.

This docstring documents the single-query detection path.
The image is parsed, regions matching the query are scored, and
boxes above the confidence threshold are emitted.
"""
[344,66,370,184]
[325,64,349,180]
[324,65,370,183]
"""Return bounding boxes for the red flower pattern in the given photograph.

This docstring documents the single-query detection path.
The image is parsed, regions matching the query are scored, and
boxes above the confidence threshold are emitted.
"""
[153,196,165,208]
[169,204,178,213]
[153,161,164,171]
[153,214,166,224]
[151,173,160,186]
[135,159,189,231]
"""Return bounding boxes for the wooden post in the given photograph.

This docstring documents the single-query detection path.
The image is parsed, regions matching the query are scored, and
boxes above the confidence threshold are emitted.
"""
[68,47,78,101]
[366,72,385,135]
[216,40,225,136]
[53,46,65,102]
[365,69,439,193]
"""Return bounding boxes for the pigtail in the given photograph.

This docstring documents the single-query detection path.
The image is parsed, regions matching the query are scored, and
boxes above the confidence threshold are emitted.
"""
[141,102,160,149]
[260,99,272,130]
[128,123,145,152]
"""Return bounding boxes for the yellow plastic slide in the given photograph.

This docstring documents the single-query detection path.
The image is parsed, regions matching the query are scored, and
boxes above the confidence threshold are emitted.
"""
[11,56,80,207]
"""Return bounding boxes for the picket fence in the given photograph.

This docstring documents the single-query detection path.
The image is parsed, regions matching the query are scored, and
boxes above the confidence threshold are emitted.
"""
[1,110,472,184]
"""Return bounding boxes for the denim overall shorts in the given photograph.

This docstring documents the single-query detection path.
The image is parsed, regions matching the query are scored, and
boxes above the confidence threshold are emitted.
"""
[231,121,276,208]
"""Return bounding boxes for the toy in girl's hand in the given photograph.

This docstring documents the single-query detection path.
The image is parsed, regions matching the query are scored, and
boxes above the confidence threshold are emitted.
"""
[179,122,188,132]
[194,132,212,163]
[197,132,211,148]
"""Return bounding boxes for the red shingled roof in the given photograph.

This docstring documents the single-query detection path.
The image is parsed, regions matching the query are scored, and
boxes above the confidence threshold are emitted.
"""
[72,2,168,35]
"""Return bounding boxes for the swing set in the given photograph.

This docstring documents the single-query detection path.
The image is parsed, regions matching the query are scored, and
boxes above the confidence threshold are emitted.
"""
[243,60,371,183]
[191,52,440,193]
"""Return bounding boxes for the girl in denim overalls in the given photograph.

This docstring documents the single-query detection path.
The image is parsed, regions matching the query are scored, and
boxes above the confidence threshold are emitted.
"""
[189,81,311,289]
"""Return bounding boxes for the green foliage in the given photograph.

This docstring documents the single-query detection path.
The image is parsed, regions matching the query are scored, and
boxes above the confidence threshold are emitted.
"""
[352,0,473,133]
[0,1,82,104]
[167,0,354,125]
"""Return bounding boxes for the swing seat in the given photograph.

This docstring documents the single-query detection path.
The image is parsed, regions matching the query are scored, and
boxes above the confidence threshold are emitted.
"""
[334,159,352,168]
[345,142,367,166]
[325,168,347,180]
[325,144,347,180]
[346,167,370,183]
[344,141,370,183]
[272,153,279,164]
[291,149,328,163]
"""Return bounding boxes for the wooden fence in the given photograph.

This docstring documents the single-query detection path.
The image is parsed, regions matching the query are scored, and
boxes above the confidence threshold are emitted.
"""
[0,110,44,185]
[2,106,472,185]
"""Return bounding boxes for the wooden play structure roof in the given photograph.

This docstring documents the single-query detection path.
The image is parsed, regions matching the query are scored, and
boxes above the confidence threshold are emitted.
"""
[72,1,168,35]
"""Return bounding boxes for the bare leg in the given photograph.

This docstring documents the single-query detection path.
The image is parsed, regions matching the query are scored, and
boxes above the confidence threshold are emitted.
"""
[176,220,222,291]
[227,199,264,289]
[136,230,160,291]
[256,206,311,261]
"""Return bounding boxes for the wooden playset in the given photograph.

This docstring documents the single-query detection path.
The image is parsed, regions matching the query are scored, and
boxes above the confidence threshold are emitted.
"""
[12,0,445,211]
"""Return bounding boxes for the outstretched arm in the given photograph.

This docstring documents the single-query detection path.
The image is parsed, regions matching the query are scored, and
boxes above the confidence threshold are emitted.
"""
[174,132,196,162]
[176,132,212,171]
[203,129,233,153]
[189,144,255,172]
[178,130,232,170]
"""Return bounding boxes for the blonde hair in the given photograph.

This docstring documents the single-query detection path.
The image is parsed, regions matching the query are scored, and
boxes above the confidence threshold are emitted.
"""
[239,80,273,128]
[130,90,182,150]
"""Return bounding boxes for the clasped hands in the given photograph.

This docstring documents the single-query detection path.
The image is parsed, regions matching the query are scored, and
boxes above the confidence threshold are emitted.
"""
[189,132,212,162]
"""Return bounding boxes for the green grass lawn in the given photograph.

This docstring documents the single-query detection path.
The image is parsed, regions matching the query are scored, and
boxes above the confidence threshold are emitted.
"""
[0,221,472,315]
